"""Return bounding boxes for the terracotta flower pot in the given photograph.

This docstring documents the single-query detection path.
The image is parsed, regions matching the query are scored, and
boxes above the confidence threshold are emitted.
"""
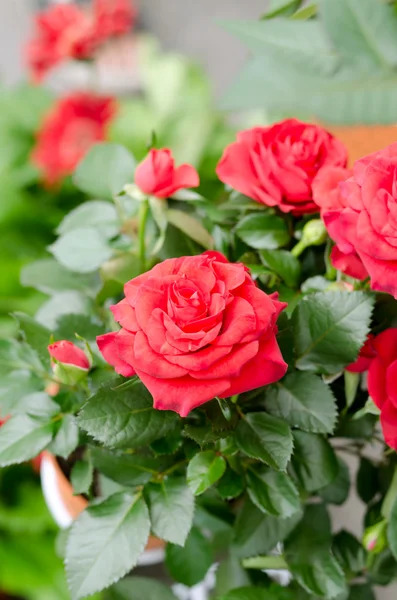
[328,125,397,165]
[40,452,165,566]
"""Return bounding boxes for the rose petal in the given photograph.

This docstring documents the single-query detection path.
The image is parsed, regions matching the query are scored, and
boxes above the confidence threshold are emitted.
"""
[110,298,139,332]
[190,341,259,380]
[96,331,135,377]
[132,330,188,378]
[368,357,388,409]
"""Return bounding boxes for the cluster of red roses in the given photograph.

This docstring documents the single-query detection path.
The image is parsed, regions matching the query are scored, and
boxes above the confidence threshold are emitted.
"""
[26,0,136,82]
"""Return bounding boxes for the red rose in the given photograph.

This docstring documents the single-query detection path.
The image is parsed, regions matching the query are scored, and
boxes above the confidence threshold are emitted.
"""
[25,4,98,82]
[216,119,348,216]
[134,149,199,199]
[94,0,137,39]
[368,329,397,449]
[320,143,397,297]
[32,93,116,185]
[346,335,376,373]
[312,166,368,280]
[97,251,287,416]
[48,341,90,370]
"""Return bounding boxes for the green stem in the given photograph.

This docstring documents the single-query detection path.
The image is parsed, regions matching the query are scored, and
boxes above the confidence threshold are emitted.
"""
[138,200,149,273]
[230,394,239,404]
[242,555,288,570]
[291,239,308,258]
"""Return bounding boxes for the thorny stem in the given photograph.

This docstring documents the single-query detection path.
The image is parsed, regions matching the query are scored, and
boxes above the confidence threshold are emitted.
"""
[138,200,149,274]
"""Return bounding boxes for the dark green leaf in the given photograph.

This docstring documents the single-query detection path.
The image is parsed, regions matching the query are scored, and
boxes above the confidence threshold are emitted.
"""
[0,415,53,466]
[259,250,301,287]
[78,378,179,449]
[165,527,213,587]
[217,467,245,500]
[264,0,303,18]
[73,143,136,199]
[90,448,159,487]
[368,549,397,586]
[388,496,397,561]
[348,585,375,600]
[247,466,300,518]
[55,314,103,341]
[49,227,112,274]
[218,588,269,600]
[187,450,226,495]
[235,412,293,471]
[235,214,290,250]
[233,499,302,558]
[319,457,350,506]
[70,460,93,495]
[106,577,178,600]
[66,492,150,599]
[284,504,347,598]
[336,415,376,440]
[357,458,378,504]
[147,477,194,545]
[264,372,337,434]
[293,292,374,373]
[57,200,119,239]
[290,431,338,493]
[333,530,366,577]
[49,415,79,459]
[215,554,250,597]
[12,312,51,367]
[21,259,101,295]
[167,208,214,249]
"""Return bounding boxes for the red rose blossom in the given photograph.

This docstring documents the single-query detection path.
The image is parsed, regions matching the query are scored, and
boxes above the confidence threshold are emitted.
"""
[48,341,90,370]
[94,0,137,40]
[25,4,98,82]
[313,166,368,280]
[216,119,348,216]
[97,251,287,416]
[32,92,116,185]
[320,143,397,297]
[346,335,376,373]
[134,148,199,199]
[368,329,397,449]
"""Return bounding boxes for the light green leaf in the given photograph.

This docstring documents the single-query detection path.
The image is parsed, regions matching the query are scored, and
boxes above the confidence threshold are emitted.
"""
[21,259,101,296]
[187,450,226,495]
[293,292,374,373]
[55,313,103,342]
[49,227,113,274]
[147,477,194,545]
[73,143,136,199]
[290,430,338,493]
[66,492,150,599]
[35,291,91,330]
[107,577,178,600]
[218,588,269,600]
[167,208,213,249]
[264,372,337,434]
[165,527,212,587]
[264,0,303,18]
[71,460,93,496]
[259,249,301,287]
[235,412,293,471]
[57,200,119,239]
[0,414,53,466]
[78,378,179,449]
[235,214,290,250]
[387,495,397,561]
[247,466,300,518]
[49,415,79,459]
[13,391,59,418]
[12,312,51,367]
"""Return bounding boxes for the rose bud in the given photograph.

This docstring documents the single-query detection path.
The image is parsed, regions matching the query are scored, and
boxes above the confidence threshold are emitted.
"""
[363,521,387,554]
[134,148,199,199]
[48,340,91,385]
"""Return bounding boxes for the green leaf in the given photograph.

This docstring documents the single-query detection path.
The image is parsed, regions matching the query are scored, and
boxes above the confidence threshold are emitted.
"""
[187,450,226,495]
[235,214,290,250]
[217,467,245,500]
[259,250,301,287]
[320,0,397,70]
[0,338,42,375]
[264,0,303,18]
[218,588,269,600]
[49,415,79,459]
[167,208,214,249]
[107,577,178,600]
[215,554,251,597]
[16,391,60,418]
[333,530,366,577]
[0,414,53,466]
[233,499,302,558]
[165,526,213,587]
[293,292,374,373]
[246,466,300,518]
[78,378,179,449]
[73,143,136,199]
[70,460,93,495]
[319,456,350,506]
[357,457,378,504]
[284,504,347,598]
[290,430,338,493]
[21,259,101,295]
[264,372,337,434]
[12,312,51,367]
[348,585,375,600]
[235,412,293,471]
[90,448,159,487]
[147,477,194,545]
[57,200,119,239]
[49,227,112,274]
[66,492,150,599]
[55,313,103,342]
[387,496,397,561]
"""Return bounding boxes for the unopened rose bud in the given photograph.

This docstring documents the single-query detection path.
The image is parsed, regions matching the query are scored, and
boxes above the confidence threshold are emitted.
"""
[363,521,387,554]
[48,340,91,385]
[302,219,328,247]
[326,281,354,292]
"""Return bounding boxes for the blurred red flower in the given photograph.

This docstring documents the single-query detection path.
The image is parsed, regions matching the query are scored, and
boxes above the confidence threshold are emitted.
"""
[94,0,137,40]
[32,92,116,185]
